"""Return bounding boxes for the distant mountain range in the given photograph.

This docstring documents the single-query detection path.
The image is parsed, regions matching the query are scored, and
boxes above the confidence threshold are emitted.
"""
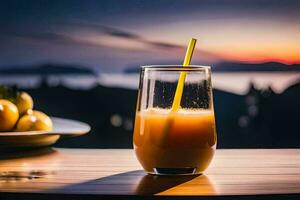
[124,62,300,73]
[0,64,95,75]
[0,62,300,75]
[212,62,300,72]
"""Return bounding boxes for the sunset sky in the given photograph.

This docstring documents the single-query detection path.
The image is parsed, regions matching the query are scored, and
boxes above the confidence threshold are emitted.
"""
[1,0,300,72]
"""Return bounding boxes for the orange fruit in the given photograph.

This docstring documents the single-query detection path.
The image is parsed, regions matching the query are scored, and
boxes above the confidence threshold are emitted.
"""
[16,110,53,132]
[0,99,19,131]
[15,92,34,115]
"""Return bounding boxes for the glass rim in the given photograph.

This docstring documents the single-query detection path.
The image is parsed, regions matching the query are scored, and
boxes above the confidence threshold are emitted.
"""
[141,65,211,71]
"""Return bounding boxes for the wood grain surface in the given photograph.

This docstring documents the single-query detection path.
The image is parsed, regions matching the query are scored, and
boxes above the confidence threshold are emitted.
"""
[0,148,299,199]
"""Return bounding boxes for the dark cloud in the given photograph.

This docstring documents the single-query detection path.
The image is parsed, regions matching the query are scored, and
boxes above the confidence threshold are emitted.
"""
[1,28,183,55]
[70,23,143,40]
[147,41,183,49]
[65,22,184,50]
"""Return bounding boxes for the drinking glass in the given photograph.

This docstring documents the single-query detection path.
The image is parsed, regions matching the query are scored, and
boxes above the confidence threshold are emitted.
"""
[133,65,217,175]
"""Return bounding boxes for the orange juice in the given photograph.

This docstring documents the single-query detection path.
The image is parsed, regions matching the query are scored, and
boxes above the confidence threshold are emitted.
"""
[133,108,217,175]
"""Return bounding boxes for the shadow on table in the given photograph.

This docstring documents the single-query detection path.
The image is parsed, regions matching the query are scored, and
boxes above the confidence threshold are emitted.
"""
[52,170,205,195]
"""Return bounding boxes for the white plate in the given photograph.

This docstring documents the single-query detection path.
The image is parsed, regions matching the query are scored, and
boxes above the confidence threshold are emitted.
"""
[0,117,91,151]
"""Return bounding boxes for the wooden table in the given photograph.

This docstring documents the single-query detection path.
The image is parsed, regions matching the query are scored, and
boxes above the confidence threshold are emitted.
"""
[0,148,299,199]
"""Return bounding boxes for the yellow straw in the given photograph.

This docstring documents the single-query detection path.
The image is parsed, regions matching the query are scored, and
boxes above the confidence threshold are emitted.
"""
[171,38,197,112]
[159,38,197,146]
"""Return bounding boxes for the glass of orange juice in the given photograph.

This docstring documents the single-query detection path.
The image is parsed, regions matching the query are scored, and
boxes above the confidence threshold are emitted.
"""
[133,65,217,175]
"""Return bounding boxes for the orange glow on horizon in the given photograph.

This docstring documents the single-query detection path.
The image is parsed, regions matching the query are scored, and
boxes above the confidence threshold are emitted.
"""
[190,47,300,64]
